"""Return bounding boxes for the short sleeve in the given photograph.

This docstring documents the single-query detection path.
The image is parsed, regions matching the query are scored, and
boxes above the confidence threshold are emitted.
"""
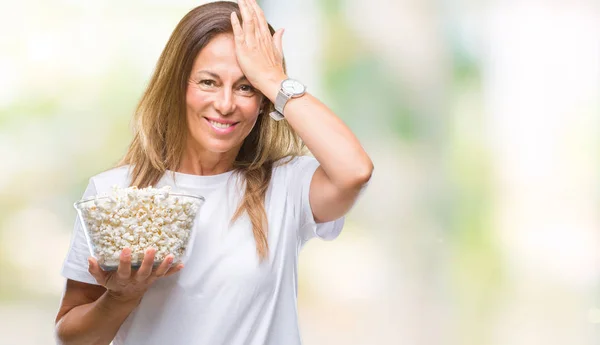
[284,156,345,246]
[60,179,100,285]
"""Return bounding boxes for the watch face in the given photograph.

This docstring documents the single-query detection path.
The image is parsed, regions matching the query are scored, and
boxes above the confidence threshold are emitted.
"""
[282,79,306,96]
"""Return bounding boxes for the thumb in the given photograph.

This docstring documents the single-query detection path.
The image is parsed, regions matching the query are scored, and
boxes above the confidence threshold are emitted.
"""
[88,257,106,285]
[273,28,284,56]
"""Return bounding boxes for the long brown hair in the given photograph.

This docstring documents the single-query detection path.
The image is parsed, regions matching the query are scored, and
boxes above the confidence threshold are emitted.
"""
[118,1,305,261]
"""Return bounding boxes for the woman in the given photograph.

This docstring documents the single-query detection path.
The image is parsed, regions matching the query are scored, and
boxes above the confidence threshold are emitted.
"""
[55,1,372,344]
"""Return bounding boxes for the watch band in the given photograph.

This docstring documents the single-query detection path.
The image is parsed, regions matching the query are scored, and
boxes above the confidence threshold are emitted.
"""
[269,109,285,121]
[274,90,290,114]
[269,90,290,121]
[269,78,306,121]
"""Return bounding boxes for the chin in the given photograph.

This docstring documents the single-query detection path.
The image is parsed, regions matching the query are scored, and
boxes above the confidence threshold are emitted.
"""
[202,137,240,154]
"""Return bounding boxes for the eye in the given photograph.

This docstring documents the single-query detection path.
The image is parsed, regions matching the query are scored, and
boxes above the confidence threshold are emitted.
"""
[199,79,216,87]
[238,84,255,94]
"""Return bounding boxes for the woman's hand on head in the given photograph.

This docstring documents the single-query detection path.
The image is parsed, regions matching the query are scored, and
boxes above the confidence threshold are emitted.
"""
[231,0,286,95]
[87,247,184,303]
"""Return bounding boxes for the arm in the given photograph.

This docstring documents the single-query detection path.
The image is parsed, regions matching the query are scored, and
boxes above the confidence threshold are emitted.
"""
[55,280,140,345]
[56,248,183,344]
[232,0,374,223]
[264,91,373,223]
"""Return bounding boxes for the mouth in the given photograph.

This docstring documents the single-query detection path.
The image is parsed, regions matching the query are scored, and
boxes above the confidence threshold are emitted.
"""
[204,117,240,134]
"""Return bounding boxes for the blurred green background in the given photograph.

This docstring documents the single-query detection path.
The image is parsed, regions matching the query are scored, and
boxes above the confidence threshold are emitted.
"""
[1,0,599,344]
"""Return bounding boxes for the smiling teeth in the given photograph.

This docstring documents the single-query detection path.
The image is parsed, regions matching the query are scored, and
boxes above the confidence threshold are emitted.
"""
[209,120,233,129]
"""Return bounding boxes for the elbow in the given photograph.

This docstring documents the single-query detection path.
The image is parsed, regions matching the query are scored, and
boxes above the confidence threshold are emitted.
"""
[343,160,373,189]
[356,160,373,185]
[325,157,373,191]
[54,318,82,345]
[54,321,69,345]
[55,310,73,345]
[55,319,80,345]
[54,327,94,345]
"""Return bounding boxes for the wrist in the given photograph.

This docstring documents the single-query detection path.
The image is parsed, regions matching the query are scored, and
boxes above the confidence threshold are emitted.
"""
[256,73,287,103]
[105,290,143,306]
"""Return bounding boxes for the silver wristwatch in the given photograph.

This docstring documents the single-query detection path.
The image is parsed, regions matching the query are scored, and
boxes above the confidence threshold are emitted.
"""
[269,78,307,121]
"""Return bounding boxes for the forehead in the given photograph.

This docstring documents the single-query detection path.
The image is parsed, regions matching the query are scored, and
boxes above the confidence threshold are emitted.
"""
[191,33,241,77]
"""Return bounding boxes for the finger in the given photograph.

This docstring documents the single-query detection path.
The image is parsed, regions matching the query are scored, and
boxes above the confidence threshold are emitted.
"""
[273,28,284,57]
[230,12,245,46]
[238,0,256,46]
[88,257,106,285]
[248,0,271,40]
[135,248,156,280]
[153,254,174,277]
[116,247,132,280]
[164,263,185,277]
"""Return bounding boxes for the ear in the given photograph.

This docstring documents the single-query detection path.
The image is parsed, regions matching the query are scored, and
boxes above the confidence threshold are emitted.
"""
[259,96,269,115]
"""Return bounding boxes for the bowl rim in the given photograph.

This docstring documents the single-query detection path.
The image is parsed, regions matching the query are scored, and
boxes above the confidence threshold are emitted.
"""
[73,192,205,209]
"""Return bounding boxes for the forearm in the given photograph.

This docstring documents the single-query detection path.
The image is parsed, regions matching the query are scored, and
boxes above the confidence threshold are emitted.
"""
[56,292,141,345]
[261,77,373,188]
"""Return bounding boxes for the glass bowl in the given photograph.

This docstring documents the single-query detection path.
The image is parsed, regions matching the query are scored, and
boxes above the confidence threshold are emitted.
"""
[74,192,204,271]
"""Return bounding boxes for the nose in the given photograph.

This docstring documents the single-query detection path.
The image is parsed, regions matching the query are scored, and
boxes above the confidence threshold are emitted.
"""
[213,88,236,116]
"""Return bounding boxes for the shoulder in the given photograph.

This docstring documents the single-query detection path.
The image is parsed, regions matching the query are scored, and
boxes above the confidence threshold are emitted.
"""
[271,155,320,183]
[88,165,132,195]
[273,155,318,173]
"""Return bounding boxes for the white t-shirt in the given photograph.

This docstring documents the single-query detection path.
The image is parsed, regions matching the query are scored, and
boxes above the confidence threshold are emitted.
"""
[61,155,344,345]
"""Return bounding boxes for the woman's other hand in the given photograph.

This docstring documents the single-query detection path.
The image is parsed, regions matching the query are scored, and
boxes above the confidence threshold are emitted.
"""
[87,247,184,303]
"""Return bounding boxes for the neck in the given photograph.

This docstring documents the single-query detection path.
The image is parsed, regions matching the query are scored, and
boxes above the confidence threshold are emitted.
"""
[177,142,240,176]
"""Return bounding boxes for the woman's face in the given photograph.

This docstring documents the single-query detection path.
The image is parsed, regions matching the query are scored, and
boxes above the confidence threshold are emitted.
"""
[185,33,263,155]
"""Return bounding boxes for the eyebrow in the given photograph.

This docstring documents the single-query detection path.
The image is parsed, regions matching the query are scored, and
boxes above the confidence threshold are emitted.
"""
[195,70,248,83]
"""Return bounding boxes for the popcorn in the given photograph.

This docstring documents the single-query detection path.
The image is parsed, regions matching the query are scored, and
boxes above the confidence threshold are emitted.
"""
[76,186,202,269]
